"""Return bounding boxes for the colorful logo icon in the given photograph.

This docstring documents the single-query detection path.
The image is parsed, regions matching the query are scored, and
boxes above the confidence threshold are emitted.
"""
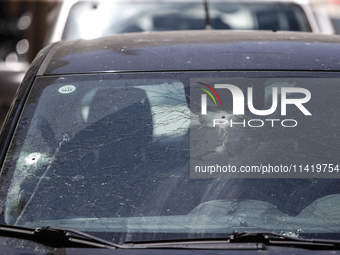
[197,82,222,107]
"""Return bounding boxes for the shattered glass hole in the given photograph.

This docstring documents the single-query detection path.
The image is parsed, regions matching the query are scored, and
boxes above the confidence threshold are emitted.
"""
[24,153,41,165]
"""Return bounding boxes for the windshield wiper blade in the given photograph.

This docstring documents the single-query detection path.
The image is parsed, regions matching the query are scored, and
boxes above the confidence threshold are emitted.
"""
[125,231,340,250]
[124,239,264,250]
[0,224,121,249]
[230,231,340,249]
[3,224,339,250]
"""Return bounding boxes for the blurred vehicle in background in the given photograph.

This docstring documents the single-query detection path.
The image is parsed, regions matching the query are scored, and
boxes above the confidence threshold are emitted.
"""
[46,0,322,44]
[313,0,340,35]
[312,4,335,34]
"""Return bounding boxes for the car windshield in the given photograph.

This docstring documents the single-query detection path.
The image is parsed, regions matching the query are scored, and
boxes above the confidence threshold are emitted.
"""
[62,1,312,40]
[2,71,340,243]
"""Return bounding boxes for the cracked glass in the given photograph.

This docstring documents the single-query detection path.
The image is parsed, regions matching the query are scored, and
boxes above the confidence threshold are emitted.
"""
[2,71,340,243]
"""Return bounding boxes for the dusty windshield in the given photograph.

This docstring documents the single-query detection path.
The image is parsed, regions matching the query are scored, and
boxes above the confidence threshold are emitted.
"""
[62,1,312,40]
[2,71,340,243]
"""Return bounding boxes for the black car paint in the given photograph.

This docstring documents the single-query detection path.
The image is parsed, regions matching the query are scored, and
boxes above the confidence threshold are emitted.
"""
[37,30,340,75]
[2,30,340,254]
[0,43,55,174]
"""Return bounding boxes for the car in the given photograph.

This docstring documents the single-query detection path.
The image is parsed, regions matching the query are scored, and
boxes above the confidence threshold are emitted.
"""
[46,0,322,44]
[1,29,340,253]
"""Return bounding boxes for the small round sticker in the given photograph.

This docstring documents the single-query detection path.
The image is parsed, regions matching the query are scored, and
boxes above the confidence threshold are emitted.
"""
[58,85,76,94]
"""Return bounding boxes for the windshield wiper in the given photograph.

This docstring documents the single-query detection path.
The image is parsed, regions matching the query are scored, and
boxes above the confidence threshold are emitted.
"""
[2,224,340,250]
[229,231,340,249]
[124,231,340,250]
[0,224,121,249]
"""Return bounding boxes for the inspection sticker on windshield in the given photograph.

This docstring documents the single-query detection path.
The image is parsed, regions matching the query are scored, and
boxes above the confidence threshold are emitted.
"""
[58,85,76,94]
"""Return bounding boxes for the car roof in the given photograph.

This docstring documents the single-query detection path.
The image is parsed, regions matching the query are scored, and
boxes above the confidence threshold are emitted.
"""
[38,30,340,75]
